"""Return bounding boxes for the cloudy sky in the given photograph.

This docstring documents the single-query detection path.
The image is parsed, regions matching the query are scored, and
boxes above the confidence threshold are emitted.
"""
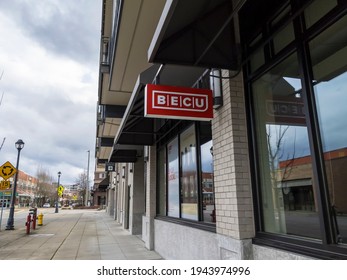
[0,0,102,185]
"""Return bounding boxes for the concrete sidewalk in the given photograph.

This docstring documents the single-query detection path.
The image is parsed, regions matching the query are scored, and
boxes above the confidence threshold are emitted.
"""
[0,209,162,260]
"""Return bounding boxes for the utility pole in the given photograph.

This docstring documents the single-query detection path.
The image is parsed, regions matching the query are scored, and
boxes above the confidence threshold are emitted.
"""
[0,138,5,152]
[85,150,90,206]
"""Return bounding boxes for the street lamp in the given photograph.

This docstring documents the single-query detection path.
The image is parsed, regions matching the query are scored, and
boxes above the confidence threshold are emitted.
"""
[55,171,61,213]
[6,139,25,230]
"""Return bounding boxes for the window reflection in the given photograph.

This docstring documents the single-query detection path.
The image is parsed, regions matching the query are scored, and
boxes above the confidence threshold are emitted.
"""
[310,14,347,243]
[200,140,215,223]
[158,147,166,216]
[167,137,180,218]
[180,125,198,221]
[252,53,321,239]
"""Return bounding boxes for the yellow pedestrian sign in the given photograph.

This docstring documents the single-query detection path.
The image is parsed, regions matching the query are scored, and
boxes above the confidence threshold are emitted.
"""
[0,161,17,180]
[57,185,64,197]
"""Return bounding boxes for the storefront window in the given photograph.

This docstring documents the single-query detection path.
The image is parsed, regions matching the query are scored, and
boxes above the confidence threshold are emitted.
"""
[249,48,265,72]
[199,122,215,223]
[272,23,294,54]
[167,137,180,218]
[200,139,214,223]
[305,0,337,28]
[180,125,198,221]
[158,147,166,216]
[159,122,215,224]
[252,53,321,239]
[310,14,347,243]
[271,5,294,54]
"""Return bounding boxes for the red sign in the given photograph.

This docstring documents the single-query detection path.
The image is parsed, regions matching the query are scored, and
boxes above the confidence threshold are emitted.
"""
[145,84,213,121]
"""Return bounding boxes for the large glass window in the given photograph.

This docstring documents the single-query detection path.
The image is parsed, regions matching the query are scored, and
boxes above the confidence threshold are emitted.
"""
[167,137,180,218]
[180,125,198,221]
[305,0,337,28]
[159,123,215,224]
[271,5,294,54]
[158,147,166,216]
[310,14,347,243]
[252,53,321,239]
[199,122,215,224]
[242,0,347,258]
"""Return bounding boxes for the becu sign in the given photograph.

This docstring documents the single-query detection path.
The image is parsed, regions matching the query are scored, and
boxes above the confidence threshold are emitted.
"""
[145,84,213,121]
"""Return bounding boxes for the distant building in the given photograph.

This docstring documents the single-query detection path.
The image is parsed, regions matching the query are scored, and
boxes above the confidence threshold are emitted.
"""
[0,170,38,207]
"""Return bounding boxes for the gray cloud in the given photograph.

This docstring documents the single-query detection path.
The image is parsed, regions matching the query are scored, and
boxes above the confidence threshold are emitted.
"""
[0,0,101,67]
[0,0,100,184]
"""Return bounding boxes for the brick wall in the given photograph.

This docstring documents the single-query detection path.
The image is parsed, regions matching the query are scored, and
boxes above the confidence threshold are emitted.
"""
[212,70,255,239]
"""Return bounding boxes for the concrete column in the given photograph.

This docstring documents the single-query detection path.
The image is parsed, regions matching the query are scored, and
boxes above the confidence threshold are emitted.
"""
[116,163,122,223]
[106,173,113,217]
[129,158,145,235]
[121,164,129,230]
[143,145,156,250]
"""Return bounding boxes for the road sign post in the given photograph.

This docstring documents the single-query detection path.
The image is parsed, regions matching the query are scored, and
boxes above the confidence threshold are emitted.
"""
[6,139,25,230]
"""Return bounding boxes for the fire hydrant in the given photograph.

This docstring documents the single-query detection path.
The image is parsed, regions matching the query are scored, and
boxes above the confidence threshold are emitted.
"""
[37,212,44,226]
[25,213,32,234]
[30,208,37,230]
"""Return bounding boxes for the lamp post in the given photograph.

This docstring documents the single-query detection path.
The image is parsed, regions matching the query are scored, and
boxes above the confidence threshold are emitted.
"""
[6,139,25,230]
[55,171,61,213]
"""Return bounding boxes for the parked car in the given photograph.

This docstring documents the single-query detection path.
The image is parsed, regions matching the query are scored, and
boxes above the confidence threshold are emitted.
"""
[43,203,50,208]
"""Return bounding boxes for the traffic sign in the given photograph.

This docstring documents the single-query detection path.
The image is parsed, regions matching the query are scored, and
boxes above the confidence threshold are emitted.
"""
[0,180,11,190]
[0,191,15,196]
[0,161,17,180]
[57,185,64,197]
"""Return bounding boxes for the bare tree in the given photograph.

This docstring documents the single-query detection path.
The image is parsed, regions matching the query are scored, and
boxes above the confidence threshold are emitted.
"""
[35,166,55,207]
[75,171,88,206]
[267,125,297,180]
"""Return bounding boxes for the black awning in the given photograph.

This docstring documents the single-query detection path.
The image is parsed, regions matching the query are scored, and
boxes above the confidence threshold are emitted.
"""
[100,137,114,147]
[97,158,107,165]
[148,0,245,70]
[109,149,138,163]
[109,64,206,162]
[98,176,110,189]
[103,105,126,118]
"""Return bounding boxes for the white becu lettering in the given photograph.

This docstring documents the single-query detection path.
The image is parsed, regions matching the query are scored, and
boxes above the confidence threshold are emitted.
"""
[157,95,166,105]
[183,97,191,107]
[171,96,178,106]
[195,98,205,108]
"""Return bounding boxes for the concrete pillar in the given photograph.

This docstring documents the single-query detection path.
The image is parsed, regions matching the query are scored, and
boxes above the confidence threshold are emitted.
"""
[121,164,129,229]
[143,145,156,250]
[129,158,145,235]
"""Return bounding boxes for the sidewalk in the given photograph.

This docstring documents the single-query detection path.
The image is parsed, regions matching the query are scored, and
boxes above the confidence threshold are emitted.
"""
[0,209,162,260]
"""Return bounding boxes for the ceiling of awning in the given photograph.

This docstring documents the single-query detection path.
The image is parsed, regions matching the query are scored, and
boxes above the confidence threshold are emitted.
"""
[109,63,207,162]
[148,0,245,70]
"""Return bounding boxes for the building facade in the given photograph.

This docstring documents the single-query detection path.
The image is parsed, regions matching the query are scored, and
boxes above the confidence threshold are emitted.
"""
[0,170,38,208]
[94,0,347,259]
